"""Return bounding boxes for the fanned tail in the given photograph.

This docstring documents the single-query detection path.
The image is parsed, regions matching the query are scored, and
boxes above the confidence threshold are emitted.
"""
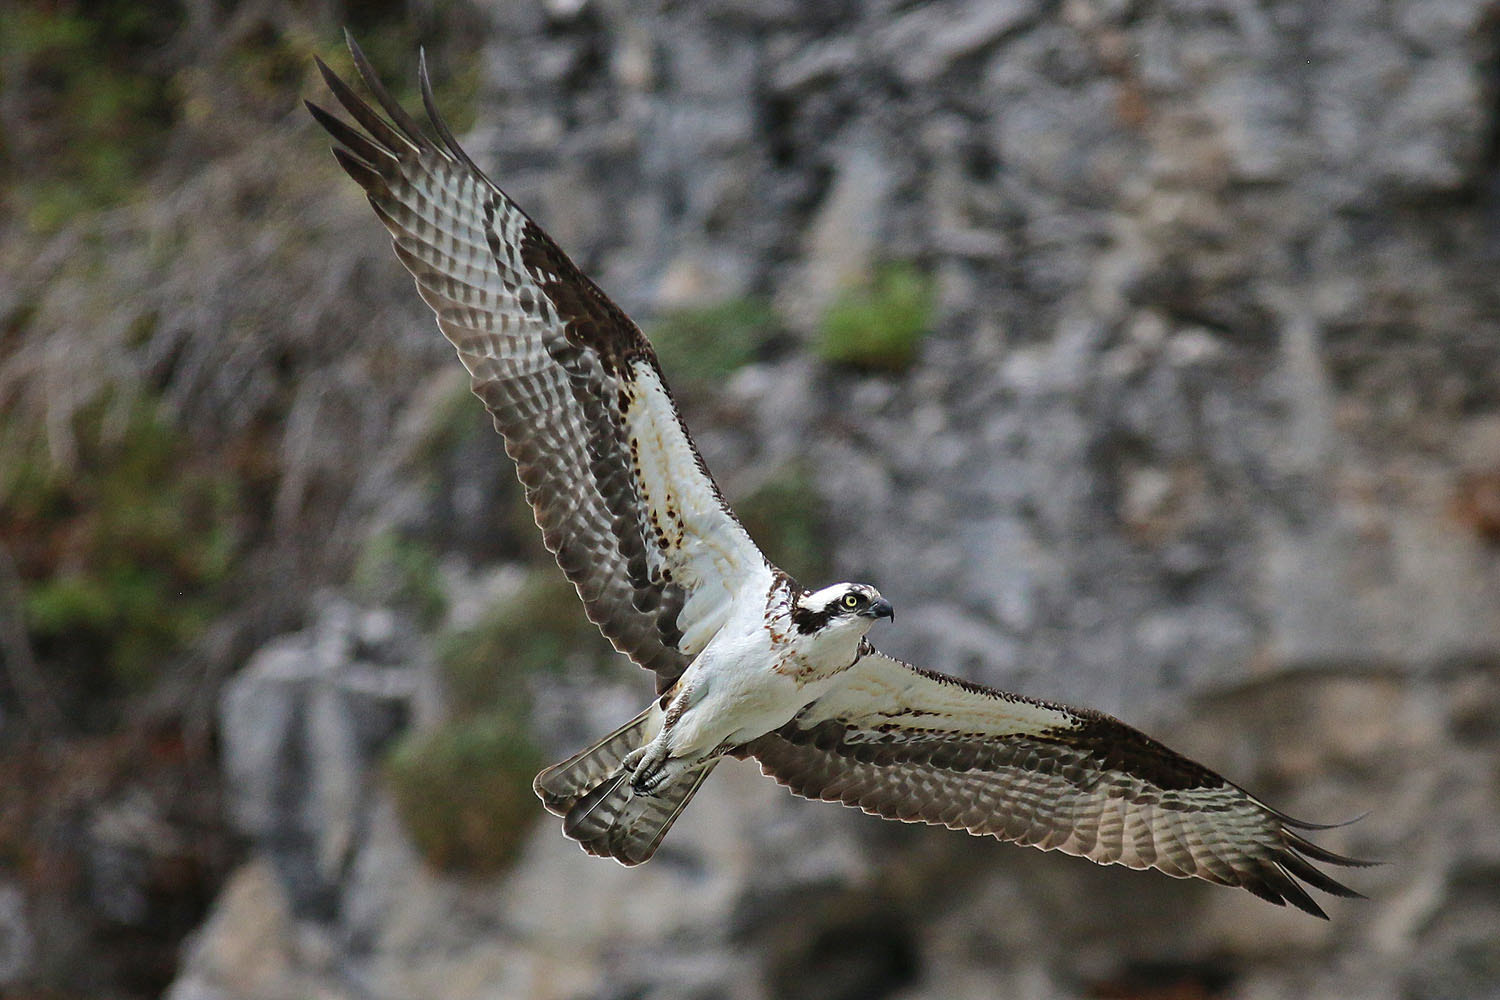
[562,759,718,866]
[533,702,717,865]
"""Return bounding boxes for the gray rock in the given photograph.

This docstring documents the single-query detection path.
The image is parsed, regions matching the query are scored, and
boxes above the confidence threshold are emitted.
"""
[0,883,33,987]
[881,0,1041,84]
[770,37,860,95]
[220,598,418,915]
[166,858,351,1000]
[149,1,1500,998]
[777,135,894,334]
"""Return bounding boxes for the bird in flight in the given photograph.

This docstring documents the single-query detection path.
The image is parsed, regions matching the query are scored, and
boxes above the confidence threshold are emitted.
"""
[307,34,1371,917]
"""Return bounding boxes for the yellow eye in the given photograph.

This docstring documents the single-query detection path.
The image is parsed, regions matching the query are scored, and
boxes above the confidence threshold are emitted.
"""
[842,593,861,609]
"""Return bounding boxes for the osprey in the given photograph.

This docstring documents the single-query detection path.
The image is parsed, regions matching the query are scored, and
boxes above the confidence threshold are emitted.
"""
[308,36,1371,918]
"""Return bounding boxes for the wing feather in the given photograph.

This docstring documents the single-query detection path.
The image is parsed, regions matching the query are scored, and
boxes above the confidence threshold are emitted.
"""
[309,36,773,689]
[737,650,1372,918]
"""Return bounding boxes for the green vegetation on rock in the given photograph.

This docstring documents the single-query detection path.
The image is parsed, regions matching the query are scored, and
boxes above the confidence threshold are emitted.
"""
[352,529,448,628]
[1,396,244,694]
[0,3,175,231]
[649,296,778,388]
[388,568,619,871]
[737,464,832,585]
[1,5,485,234]
[384,710,544,873]
[436,570,617,714]
[817,263,935,372]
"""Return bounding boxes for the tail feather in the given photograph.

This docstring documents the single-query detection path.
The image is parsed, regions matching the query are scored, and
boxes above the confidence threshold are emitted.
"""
[533,703,716,865]
[567,760,719,866]
[617,762,718,863]
[561,769,630,839]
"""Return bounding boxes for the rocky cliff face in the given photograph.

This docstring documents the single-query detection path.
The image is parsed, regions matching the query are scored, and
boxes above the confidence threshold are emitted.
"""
[5,1,1500,998]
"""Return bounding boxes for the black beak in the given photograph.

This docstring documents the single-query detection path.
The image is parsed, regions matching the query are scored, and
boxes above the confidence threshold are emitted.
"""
[860,598,895,622]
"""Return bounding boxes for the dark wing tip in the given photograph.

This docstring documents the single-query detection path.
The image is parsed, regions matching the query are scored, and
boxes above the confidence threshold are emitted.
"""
[418,46,490,178]
[1238,859,1331,919]
[309,29,464,169]
[1270,807,1381,867]
[1258,819,1377,917]
[1268,805,1373,832]
[329,146,384,194]
[1283,827,1383,869]
[305,98,395,170]
[1279,849,1368,901]
[311,52,339,89]
[310,46,413,157]
[342,28,434,147]
[311,30,490,187]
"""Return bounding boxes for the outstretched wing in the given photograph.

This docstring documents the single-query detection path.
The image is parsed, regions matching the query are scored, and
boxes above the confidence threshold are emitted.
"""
[736,649,1373,918]
[307,36,773,690]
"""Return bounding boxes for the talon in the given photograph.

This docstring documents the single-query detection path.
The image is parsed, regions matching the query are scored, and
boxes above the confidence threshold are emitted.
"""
[634,765,675,796]
[624,743,672,797]
[626,742,669,794]
[630,761,666,795]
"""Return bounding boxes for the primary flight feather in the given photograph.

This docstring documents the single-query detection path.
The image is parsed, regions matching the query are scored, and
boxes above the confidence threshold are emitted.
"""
[307,35,1371,917]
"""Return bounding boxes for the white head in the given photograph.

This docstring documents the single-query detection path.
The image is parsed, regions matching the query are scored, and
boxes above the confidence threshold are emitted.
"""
[790,582,894,643]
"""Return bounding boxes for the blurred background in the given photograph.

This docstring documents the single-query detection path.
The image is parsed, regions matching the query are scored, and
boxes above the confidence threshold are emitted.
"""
[2,0,1499,997]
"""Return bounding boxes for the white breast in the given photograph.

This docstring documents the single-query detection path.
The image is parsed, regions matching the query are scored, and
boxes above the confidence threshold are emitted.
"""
[666,585,832,754]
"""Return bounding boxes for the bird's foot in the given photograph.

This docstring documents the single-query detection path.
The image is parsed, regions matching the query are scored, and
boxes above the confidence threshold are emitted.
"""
[623,744,669,796]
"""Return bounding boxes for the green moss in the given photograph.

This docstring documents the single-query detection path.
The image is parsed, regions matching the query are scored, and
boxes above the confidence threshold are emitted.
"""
[1,396,244,692]
[1,7,487,233]
[352,529,448,627]
[384,711,543,873]
[416,380,491,465]
[437,570,616,715]
[0,4,175,231]
[390,566,617,872]
[816,263,935,372]
[737,464,831,585]
[649,297,778,389]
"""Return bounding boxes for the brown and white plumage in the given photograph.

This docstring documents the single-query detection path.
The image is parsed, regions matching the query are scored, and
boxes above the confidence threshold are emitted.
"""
[737,651,1369,916]
[308,35,1371,918]
[308,39,766,692]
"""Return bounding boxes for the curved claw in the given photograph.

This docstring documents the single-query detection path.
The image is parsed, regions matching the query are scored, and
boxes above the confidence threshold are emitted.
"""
[626,743,670,794]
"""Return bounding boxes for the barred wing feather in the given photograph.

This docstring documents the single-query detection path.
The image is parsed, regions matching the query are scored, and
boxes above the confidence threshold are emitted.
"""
[307,35,771,690]
[738,650,1374,918]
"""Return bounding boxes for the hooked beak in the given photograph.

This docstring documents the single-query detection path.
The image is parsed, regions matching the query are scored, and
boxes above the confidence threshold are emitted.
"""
[860,597,895,622]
